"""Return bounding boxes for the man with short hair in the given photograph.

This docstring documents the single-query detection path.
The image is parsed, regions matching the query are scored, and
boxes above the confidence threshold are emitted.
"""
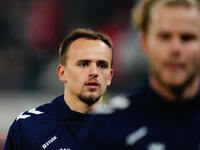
[4,28,114,150]
[79,0,200,149]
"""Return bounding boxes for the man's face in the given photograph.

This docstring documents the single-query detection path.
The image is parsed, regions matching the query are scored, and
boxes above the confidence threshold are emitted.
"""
[142,5,200,90]
[60,38,113,105]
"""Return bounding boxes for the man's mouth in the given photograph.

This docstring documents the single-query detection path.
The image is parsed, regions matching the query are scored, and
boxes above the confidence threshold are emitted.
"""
[165,62,186,71]
[168,64,182,69]
[85,81,100,89]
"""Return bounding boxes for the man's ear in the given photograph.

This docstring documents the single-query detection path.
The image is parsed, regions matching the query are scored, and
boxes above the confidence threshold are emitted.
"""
[57,64,67,82]
[140,33,149,54]
[107,69,114,86]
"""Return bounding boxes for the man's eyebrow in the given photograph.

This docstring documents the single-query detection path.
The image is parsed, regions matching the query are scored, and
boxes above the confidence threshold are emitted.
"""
[98,60,109,64]
[77,60,90,63]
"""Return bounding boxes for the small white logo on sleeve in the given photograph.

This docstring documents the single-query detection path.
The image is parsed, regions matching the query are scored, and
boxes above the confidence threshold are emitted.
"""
[16,112,30,121]
[16,108,43,121]
[126,126,148,146]
[148,142,165,150]
[28,108,44,114]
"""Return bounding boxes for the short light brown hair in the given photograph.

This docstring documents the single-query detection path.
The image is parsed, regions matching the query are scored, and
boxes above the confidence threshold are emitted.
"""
[132,0,200,33]
[59,28,113,66]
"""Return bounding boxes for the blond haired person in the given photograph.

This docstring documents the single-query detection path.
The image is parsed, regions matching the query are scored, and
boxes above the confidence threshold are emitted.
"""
[79,1,200,150]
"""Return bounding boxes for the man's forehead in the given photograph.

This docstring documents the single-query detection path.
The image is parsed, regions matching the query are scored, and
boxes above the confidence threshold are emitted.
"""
[70,38,101,48]
[150,0,200,14]
[66,46,112,64]
[150,4,200,24]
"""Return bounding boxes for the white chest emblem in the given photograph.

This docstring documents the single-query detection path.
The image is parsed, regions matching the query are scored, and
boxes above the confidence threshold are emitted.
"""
[126,126,148,146]
[42,136,58,149]
[148,142,165,150]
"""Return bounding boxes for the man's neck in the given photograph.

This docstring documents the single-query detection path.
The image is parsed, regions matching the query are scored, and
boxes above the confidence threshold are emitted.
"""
[64,93,103,114]
[150,77,200,101]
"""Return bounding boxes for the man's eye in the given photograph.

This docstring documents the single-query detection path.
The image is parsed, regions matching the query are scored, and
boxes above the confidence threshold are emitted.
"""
[158,33,170,40]
[80,62,88,67]
[181,34,196,42]
[98,63,108,69]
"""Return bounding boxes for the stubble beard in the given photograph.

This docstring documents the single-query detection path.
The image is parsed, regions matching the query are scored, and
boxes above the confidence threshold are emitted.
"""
[78,93,101,106]
[154,69,196,96]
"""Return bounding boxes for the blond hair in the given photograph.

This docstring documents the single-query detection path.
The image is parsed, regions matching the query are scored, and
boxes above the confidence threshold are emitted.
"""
[132,0,200,33]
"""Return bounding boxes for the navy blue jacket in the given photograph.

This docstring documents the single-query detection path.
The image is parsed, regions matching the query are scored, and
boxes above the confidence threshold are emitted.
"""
[79,83,200,150]
[4,95,94,150]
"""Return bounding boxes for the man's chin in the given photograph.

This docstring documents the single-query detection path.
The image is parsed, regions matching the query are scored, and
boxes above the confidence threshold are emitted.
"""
[78,95,100,106]
[163,78,190,93]
[154,72,195,93]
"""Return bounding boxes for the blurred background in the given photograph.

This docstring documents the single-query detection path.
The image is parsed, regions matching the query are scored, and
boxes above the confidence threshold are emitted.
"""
[0,0,149,149]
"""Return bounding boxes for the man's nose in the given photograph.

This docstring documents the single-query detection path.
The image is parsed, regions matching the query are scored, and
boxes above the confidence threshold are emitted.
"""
[89,64,98,77]
[170,37,182,55]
